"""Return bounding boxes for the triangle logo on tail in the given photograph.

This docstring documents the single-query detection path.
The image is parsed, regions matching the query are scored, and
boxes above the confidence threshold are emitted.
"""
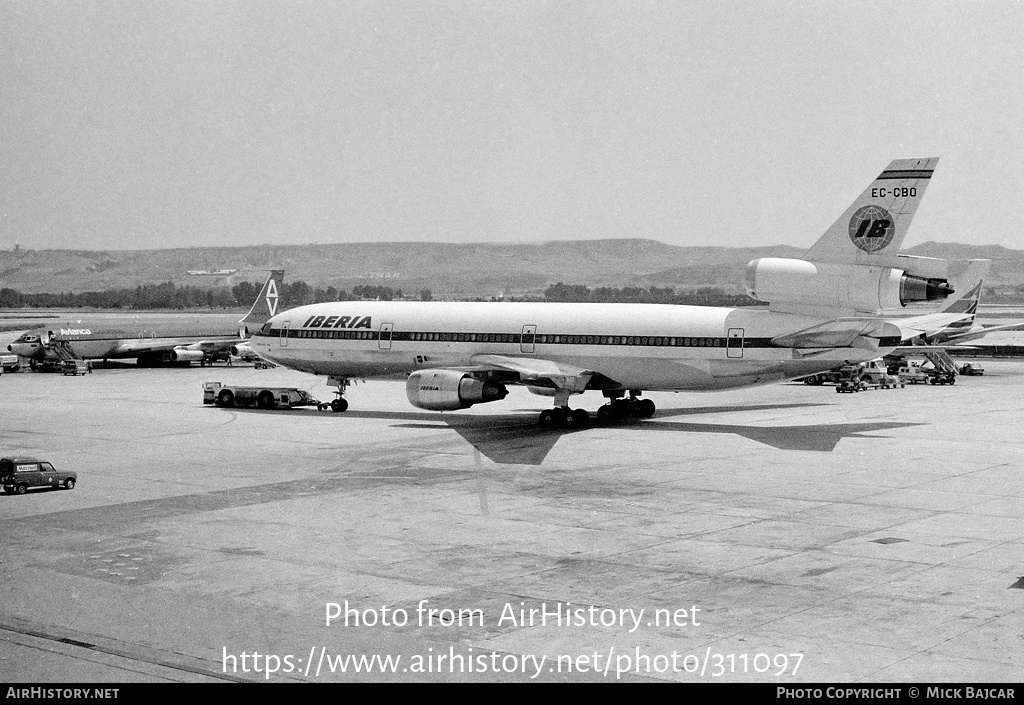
[266,279,279,316]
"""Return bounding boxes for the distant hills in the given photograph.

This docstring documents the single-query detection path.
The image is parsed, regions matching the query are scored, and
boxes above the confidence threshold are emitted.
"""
[1,239,1022,297]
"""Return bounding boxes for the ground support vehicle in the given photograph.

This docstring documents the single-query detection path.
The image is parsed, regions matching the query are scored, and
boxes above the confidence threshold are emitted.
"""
[203,382,327,410]
[1,457,77,494]
[959,362,985,376]
[801,370,840,385]
[254,359,277,370]
[62,360,91,376]
[1,354,20,372]
[856,370,905,389]
[874,374,905,389]
[926,368,956,385]
[897,363,930,385]
[836,378,867,393]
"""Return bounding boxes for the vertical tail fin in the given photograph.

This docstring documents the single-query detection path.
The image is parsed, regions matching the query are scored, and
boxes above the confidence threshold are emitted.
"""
[803,158,938,264]
[928,261,988,340]
[239,270,285,333]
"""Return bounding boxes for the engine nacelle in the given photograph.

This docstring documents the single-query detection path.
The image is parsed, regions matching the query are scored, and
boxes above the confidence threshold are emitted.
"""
[170,348,206,362]
[231,344,255,358]
[406,370,508,411]
[744,258,952,312]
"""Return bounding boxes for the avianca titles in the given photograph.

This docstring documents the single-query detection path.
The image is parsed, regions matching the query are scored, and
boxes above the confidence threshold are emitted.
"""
[250,158,988,428]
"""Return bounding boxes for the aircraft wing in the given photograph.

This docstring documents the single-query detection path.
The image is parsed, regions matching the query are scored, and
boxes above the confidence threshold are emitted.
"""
[112,338,242,356]
[469,354,596,392]
[885,312,972,341]
[938,321,1024,344]
[771,319,902,350]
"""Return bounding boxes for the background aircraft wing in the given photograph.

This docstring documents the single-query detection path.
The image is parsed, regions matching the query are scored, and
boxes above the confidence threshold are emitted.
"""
[938,321,1024,345]
[113,338,242,356]
[886,312,972,342]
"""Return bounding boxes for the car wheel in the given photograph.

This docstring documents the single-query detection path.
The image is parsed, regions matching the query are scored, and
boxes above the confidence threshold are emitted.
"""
[64,478,75,490]
[15,484,27,495]
[217,390,235,407]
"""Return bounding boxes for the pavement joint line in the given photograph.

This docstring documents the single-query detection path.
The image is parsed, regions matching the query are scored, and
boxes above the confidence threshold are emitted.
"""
[0,621,252,683]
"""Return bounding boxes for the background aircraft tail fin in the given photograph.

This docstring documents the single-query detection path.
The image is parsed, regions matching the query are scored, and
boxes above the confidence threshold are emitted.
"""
[803,157,938,264]
[239,270,285,333]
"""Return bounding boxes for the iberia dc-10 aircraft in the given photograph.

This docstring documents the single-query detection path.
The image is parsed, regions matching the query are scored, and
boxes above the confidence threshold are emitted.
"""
[250,158,984,427]
[7,271,284,368]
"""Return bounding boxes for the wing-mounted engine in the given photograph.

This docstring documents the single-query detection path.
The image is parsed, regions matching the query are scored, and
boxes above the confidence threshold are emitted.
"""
[170,347,206,362]
[406,370,508,411]
[744,258,952,316]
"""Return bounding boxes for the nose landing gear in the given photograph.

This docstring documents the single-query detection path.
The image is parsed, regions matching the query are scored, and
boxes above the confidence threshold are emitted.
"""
[328,376,350,412]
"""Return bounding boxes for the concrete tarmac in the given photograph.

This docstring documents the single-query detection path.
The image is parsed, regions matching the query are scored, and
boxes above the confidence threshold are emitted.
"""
[1,360,1021,682]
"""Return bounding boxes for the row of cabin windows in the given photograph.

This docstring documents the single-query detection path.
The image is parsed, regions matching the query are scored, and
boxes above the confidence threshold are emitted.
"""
[281,328,726,347]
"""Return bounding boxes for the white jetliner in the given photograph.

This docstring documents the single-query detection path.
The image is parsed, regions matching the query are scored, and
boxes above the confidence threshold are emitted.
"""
[250,158,980,427]
[8,271,284,367]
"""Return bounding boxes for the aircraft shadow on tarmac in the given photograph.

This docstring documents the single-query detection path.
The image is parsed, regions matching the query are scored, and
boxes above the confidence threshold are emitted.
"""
[221,402,925,466]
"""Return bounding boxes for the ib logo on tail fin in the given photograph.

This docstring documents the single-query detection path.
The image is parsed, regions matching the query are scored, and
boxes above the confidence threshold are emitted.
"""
[803,157,938,264]
[240,270,285,330]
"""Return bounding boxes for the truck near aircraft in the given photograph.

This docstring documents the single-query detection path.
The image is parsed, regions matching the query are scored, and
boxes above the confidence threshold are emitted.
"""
[202,381,327,410]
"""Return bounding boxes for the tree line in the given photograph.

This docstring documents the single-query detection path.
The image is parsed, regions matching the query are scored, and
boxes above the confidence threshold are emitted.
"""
[542,283,757,306]
[0,282,433,310]
[0,280,755,309]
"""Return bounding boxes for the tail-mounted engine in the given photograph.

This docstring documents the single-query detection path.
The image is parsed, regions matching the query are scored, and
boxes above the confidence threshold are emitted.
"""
[744,258,952,314]
[406,370,508,411]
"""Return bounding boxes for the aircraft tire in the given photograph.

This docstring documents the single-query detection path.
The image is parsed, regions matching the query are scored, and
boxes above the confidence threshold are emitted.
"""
[639,399,656,417]
[562,408,588,429]
[331,398,348,413]
[597,404,617,424]
[539,408,564,428]
[561,410,579,429]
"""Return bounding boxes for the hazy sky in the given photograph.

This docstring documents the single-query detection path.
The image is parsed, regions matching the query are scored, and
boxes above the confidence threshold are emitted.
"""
[2,1,1022,251]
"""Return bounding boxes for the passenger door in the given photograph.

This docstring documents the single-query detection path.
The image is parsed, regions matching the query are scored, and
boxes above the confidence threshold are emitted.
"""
[39,463,58,488]
[378,323,393,350]
[521,325,537,354]
[727,328,745,359]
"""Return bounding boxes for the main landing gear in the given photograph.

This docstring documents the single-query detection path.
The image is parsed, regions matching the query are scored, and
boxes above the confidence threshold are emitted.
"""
[539,392,656,428]
[328,376,350,413]
[597,397,656,423]
[538,407,590,429]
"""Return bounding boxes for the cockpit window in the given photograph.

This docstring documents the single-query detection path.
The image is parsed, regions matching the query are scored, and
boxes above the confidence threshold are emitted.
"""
[260,323,272,335]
